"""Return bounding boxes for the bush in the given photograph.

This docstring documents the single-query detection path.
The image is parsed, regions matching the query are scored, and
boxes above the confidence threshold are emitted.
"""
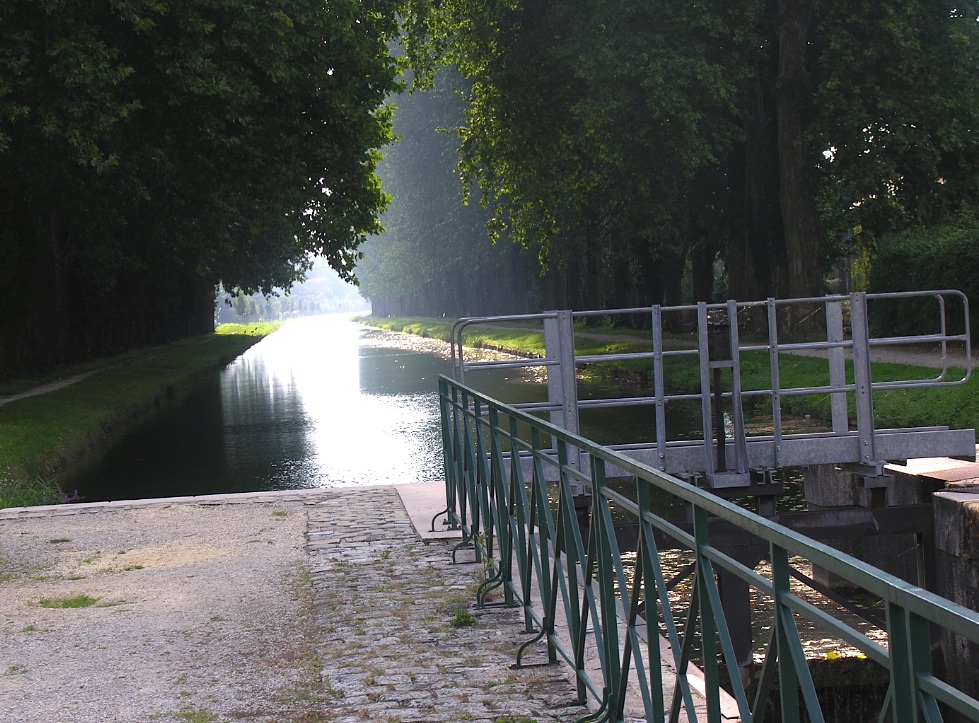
[868,216,979,336]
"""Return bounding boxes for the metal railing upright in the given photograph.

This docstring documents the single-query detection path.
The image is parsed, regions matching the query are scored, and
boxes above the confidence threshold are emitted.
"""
[448,291,974,489]
[439,374,979,723]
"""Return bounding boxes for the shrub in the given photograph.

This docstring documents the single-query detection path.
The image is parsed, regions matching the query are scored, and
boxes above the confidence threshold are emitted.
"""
[868,215,979,336]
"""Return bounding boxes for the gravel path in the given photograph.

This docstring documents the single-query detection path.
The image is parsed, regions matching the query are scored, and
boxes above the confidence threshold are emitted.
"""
[0,488,584,723]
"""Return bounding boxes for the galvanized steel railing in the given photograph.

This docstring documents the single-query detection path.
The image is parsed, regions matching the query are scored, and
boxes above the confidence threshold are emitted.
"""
[449,291,974,490]
[438,374,979,722]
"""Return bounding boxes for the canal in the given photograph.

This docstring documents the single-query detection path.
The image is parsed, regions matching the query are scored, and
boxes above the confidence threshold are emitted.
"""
[64,314,554,502]
[63,313,776,505]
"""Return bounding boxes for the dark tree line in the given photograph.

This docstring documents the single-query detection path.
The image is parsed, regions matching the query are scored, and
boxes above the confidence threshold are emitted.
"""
[3,1,978,375]
[0,0,402,378]
[358,0,979,319]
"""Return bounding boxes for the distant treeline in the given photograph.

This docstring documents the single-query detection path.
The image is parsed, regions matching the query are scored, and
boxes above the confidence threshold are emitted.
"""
[215,266,368,324]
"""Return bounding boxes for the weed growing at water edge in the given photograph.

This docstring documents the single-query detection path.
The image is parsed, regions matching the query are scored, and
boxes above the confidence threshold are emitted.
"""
[0,468,65,510]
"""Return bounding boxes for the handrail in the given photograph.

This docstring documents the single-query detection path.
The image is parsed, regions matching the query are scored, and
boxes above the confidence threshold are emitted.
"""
[448,291,974,484]
[438,374,979,722]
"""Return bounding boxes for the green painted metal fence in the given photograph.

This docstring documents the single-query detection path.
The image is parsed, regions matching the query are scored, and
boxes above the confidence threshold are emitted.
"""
[438,374,979,723]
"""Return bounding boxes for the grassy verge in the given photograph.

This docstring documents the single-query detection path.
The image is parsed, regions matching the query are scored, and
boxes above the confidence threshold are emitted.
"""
[0,322,282,508]
[356,315,656,359]
[357,315,979,433]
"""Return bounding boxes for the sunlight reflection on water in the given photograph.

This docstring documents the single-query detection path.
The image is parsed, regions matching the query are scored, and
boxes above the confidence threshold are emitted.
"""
[220,314,448,489]
[66,314,450,501]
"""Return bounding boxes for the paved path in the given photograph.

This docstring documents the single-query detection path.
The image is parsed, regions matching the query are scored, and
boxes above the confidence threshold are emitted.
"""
[0,372,98,408]
[0,487,591,722]
[307,486,585,722]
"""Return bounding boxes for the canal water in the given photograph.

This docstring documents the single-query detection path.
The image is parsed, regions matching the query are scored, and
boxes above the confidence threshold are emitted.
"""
[63,313,779,504]
[64,314,556,502]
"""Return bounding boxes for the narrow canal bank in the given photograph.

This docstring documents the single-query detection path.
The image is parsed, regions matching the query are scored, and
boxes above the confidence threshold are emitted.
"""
[2,313,524,507]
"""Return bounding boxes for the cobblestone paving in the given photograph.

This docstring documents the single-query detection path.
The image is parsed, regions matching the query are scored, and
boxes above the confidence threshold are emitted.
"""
[307,487,587,722]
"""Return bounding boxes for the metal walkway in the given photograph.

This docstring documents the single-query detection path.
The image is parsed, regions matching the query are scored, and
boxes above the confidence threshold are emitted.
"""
[450,291,975,496]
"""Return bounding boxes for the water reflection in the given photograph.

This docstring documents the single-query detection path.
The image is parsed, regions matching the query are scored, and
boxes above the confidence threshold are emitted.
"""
[66,315,451,501]
[64,314,764,504]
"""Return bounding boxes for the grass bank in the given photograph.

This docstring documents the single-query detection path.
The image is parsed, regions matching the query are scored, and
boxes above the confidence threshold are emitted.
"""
[358,315,979,433]
[0,322,281,508]
[355,314,651,358]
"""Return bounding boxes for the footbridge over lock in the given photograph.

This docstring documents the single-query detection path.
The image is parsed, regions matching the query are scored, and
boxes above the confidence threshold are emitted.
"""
[449,290,975,496]
[437,290,979,722]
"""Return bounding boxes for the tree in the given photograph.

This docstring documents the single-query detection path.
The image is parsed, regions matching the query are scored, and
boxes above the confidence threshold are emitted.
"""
[402,0,979,309]
[810,0,979,240]
[401,0,756,310]
[0,0,403,376]
[358,66,540,317]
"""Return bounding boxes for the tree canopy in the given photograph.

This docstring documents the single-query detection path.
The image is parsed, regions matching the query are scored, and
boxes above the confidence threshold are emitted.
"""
[362,0,979,317]
[0,0,402,376]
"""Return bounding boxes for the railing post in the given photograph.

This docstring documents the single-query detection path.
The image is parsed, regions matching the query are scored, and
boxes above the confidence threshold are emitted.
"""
[696,302,717,479]
[771,544,803,723]
[887,603,936,723]
[826,299,849,435]
[850,292,877,466]
[693,505,722,721]
[544,310,583,494]
[438,379,459,530]
[767,297,784,467]
[651,305,668,471]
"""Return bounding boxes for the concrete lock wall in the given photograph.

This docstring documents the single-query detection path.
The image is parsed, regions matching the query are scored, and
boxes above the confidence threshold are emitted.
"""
[802,466,979,701]
[802,464,926,589]
[934,490,979,698]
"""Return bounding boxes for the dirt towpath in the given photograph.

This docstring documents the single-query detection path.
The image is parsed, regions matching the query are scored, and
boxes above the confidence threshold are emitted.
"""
[0,487,585,723]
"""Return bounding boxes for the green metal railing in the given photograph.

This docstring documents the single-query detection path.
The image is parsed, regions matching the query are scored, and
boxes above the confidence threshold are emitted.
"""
[438,374,979,723]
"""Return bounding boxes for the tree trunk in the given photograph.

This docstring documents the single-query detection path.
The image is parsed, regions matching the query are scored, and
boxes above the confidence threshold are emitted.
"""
[49,213,70,365]
[690,241,716,303]
[774,0,822,300]
[727,140,770,303]
[542,260,568,310]
[661,244,686,307]
[583,211,604,312]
